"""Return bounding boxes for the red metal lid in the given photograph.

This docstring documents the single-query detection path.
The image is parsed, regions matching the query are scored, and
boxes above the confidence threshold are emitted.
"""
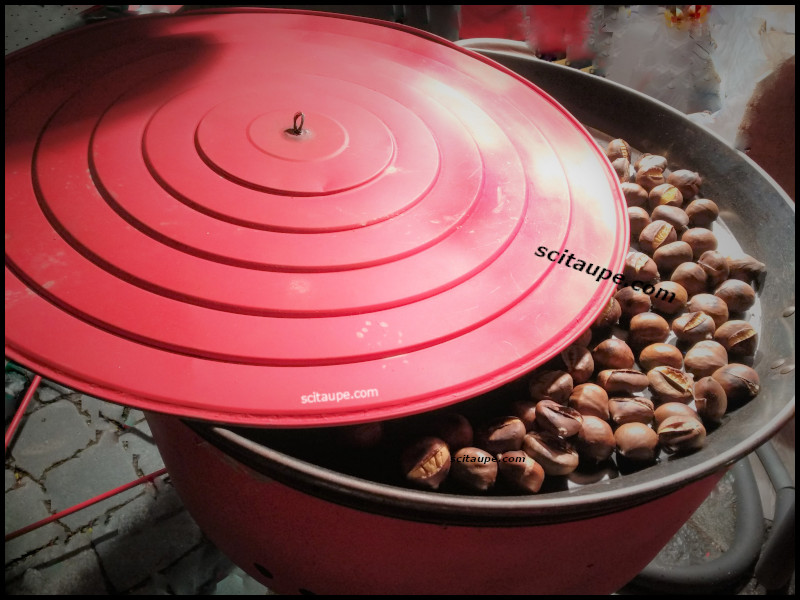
[5,9,627,426]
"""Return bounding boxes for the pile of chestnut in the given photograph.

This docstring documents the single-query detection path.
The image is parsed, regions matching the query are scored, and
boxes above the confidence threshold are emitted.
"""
[370,137,765,495]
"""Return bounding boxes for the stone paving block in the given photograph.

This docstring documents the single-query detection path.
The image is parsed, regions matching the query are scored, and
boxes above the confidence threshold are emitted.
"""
[44,430,139,530]
[120,420,165,475]
[5,468,16,492]
[95,510,203,592]
[5,477,65,563]
[99,399,127,423]
[158,539,235,594]
[689,471,736,553]
[76,393,116,433]
[5,537,107,595]
[212,566,275,595]
[36,383,63,403]
[5,369,28,399]
[10,399,95,479]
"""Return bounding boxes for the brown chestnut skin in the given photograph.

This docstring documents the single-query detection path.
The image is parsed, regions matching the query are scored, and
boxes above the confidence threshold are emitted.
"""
[697,251,730,288]
[529,370,573,404]
[615,422,659,462]
[670,262,709,298]
[629,207,651,239]
[654,402,700,427]
[622,182,649,208]
[451,447,498,492]
[639,343,683,371]
[401,437,451,490]
[628,312,670,348]
[560,344,594,384]
[575,416,615,463]
[687,294,729,328]
[623,251,660,284]
[657,416,706,453]
[667,169,702,199]
[597,369,649,395]
[685,198,719,227]
[682,228,718,260]
[712,364,760,405]
[613,157,631,183]
[671,311,716,344]
[635,166,666,192]
[609,396,655,426]
[592,338,635,371]
[476,416,527,455]
[511,400,538,431]
[615,286,652,319]
[574,328,593,347]
[684,340,728,379]
[714,320,758,356]
[635,154,667,172]
[647,366,694,403]
[606,138,632,161]
[522,431,579,476]
[568,383,610,420]
[535,400,584,438]
[639,220,678,255]
[648,183,683,210]
[714,280,756,314]
[651,205,690,235]
[497,451,545,493]
[694,377,728,423]
[653,240,693,274]
[593,297,622,329]
[727,255,766,284]
[651,281,688,314]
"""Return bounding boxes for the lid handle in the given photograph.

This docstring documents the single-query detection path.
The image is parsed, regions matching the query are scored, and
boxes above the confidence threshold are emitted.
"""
[285,111,305,136]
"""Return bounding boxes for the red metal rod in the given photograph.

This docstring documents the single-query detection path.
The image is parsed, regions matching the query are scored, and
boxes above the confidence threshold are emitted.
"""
[5,467,168,542]
[5,374,42,453]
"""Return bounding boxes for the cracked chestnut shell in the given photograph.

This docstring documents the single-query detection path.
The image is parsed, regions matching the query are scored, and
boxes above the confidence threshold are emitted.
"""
[671,311,716,344]
[529,370,574,404]
[609,396,655,425]
[597,369,649,395]
[635,153,667,172]
[535,399,584,438]
[648,183,683,210]
[639,220,678,255]
[497,451,545,494]
[401,437,451,490]
[451,447,497,492]
[430,413,474,451]
[623,251,660,284]
[476,416,527,455]
[647,366,694,403]
[712,364,760,405]
[593,297,622,329]
[657,416,706,453]
[667,169,703,199]
[714,320,758,356]
[613,157,632,183]
[606,138,632,161]
[635,166,666,191]
[510,400,538,431]
[522,431,579,476]
[697,251,730,288]
[614,422,659,462]
[727,255,766,284]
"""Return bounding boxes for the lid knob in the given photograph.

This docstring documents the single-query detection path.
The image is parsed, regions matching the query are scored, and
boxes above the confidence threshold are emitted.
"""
[285,111,306,136]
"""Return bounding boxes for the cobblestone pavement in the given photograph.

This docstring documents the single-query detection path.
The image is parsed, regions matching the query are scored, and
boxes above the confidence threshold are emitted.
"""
[5,365,272,595]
